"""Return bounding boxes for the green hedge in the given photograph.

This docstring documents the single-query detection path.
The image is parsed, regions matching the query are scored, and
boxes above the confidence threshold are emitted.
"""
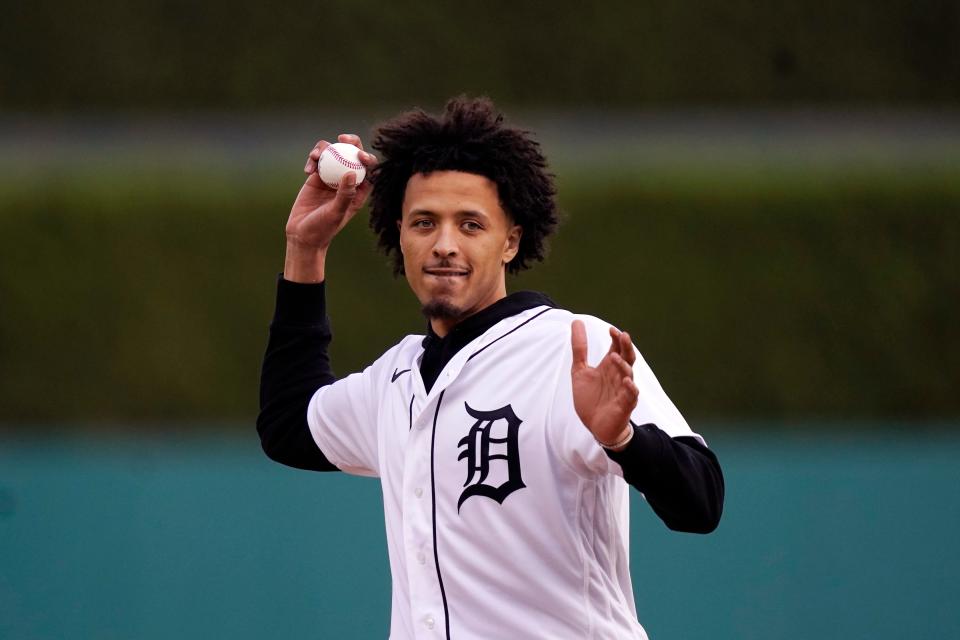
[0,166,957,424]
[2,1,958,109]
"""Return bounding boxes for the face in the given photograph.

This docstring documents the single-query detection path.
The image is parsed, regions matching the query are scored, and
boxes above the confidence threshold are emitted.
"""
[399,171,522,336]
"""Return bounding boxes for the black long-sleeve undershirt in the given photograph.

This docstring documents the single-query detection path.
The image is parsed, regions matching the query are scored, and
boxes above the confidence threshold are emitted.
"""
[608,424,724,533]
[257,278,338,471]
[257,276,724,532]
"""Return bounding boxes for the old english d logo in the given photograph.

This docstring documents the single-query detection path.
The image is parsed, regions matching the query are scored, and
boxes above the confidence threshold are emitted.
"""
[457,403,526,512]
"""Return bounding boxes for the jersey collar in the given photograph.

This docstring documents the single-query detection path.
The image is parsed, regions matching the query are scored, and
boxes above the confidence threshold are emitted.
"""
[419,291,555,393]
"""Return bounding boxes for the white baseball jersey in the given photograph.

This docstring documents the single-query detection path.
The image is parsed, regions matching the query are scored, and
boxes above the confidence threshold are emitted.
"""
[307,304,701,639]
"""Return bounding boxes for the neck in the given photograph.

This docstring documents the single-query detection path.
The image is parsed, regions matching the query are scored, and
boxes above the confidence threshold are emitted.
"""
[430,317,455,338]
[427,288,508,338]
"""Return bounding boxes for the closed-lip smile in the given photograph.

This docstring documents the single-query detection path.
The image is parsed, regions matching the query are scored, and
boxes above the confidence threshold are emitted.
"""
[424,267,470,276]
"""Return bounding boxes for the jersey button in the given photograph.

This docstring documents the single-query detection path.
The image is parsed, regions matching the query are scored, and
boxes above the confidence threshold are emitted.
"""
[424,615,435,630]
[414,487,423,498]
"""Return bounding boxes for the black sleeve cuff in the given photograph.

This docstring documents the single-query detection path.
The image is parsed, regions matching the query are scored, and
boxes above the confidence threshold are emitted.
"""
[605,421,667,483]
[604,421,724,534]
[272,274,328,327]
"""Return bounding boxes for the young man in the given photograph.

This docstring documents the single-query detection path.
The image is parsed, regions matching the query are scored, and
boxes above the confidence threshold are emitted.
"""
[258,97,723,639]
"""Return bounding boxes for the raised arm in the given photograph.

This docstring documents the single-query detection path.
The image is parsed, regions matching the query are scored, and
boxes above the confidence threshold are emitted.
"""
[257,135,377,471]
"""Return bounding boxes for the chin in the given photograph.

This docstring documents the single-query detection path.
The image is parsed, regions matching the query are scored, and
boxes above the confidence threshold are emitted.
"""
[421,298,467,321]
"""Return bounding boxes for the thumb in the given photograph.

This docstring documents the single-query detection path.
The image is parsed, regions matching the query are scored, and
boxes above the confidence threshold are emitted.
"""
[330,172,359,214]
[571,320,588,372]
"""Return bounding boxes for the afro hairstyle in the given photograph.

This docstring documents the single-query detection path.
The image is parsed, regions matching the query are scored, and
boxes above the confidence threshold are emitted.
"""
[368,96,559,275]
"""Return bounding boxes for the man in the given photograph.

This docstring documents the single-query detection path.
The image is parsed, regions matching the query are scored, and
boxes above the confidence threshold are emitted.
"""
[258,97,723,639]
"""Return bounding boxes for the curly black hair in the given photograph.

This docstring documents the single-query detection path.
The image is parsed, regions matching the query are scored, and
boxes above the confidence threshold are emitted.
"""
[369,96,559,275]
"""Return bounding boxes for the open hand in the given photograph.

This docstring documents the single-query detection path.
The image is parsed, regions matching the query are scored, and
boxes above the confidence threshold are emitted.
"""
[570,320,640,449]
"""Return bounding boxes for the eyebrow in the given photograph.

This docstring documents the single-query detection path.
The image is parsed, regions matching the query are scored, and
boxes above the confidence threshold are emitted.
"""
[407,208,491,221]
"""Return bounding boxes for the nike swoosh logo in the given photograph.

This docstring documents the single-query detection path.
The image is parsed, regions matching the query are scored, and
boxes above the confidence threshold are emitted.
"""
[391,368,411,383]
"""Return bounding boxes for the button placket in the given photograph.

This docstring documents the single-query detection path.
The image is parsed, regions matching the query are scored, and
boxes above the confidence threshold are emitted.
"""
[400,395,442,635]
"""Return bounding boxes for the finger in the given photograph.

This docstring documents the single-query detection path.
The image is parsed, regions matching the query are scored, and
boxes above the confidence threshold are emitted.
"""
[338,133,364,150]
[305,140,330,174]
[607,352,633,381]
[571,320,588,371]
[359,149,378,168]
[619,377,640,407]
[607,326,631,364]
[303,171,329,190]
[619,331,637,366]
[605,326,621,358]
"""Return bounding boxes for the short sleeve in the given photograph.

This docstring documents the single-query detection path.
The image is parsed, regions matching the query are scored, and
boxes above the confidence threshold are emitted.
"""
[307,364,381,477]
[630,346,702,444]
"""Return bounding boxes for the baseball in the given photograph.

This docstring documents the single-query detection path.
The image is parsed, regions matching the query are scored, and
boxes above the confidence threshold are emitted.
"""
[317,142,367,189]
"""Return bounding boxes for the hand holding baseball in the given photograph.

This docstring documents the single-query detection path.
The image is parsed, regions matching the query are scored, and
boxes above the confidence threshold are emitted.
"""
[284,134,377,282]
[570,321,640,450]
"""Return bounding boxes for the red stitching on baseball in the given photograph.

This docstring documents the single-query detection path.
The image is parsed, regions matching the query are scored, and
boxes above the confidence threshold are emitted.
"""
[327,146,364,170]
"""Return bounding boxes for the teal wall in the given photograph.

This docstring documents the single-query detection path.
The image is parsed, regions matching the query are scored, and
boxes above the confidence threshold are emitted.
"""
[1,428,958,639]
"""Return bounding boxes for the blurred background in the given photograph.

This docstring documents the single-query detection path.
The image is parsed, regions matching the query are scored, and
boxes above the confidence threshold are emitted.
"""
[1,1,958,638]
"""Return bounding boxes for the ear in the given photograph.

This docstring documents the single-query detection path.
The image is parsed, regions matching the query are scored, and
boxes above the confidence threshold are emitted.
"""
[502,224,522,265]
[396,218,405,254]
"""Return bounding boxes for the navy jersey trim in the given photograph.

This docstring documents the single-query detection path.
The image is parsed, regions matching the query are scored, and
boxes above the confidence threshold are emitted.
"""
[430,390,452,639]
[407,394,415,431]
[467,307,555,362]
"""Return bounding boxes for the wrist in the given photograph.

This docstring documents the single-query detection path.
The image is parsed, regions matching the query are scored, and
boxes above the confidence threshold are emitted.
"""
[283,242,328,284]
[597,423,634,452]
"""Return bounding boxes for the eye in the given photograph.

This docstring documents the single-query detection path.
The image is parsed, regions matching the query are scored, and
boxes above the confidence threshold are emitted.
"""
[412,219,433,229]
[462,220,483,232]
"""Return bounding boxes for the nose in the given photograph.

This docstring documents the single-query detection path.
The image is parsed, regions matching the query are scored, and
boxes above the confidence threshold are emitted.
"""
[431,222,459,258]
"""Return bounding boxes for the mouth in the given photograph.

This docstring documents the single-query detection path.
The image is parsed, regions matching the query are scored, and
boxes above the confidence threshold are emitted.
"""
[423,267,470,278]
